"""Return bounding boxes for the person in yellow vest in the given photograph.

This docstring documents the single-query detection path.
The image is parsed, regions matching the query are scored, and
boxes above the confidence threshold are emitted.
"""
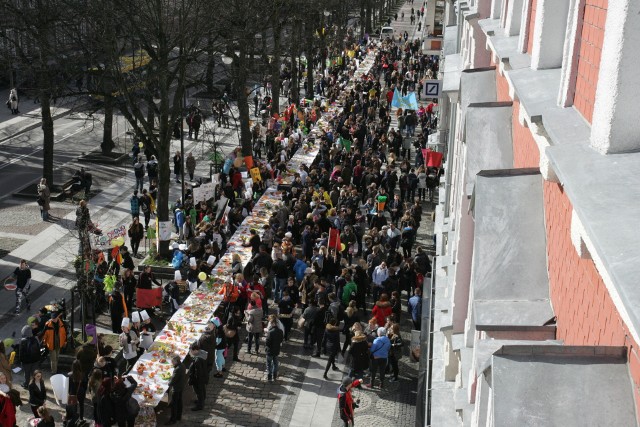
[43,312,67,374]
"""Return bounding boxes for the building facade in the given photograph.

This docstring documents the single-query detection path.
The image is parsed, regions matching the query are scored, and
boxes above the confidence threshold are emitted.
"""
[428,0,640,425]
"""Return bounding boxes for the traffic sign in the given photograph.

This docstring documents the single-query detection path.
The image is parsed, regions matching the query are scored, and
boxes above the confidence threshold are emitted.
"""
[424,79,442,97]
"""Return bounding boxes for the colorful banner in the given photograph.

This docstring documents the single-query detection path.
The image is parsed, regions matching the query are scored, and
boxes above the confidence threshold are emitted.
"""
[391,88,419,111]
[90,225,127,251]
[136,288,162,309]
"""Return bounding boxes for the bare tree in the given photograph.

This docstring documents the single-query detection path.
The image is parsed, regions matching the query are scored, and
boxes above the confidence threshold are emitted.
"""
[0,0,83,187]
[93,0,214,256]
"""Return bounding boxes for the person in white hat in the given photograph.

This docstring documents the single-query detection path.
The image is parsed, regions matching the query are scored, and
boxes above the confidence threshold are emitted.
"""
[139,310,155,350]
[140,310,155,332]
[187,258,199,292]
[119,318,140,372]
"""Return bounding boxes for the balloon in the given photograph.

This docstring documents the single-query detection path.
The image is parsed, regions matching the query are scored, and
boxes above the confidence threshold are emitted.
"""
[111,236,125,247]
[198,272,207,281]
[138,142,144,148]
[340,243,346,252]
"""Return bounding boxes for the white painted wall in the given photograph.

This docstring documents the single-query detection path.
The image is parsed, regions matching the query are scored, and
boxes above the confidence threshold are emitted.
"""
[531,0,572,70]
[518,0,532,52]
[557,0,583,107]
[591,0,640,153]
[505,0,525,36]
[491,0,503,19]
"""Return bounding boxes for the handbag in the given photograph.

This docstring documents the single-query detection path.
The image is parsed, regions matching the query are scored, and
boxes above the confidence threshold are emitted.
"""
[224,325,237,339]
[127,397,140,418]
[67,379,81,406]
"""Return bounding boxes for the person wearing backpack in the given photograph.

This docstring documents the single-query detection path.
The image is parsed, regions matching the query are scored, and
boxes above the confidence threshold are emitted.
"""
[341,275,358,307]
[19,325,40,388]
[133,156,145,192]
[146,155,158,184]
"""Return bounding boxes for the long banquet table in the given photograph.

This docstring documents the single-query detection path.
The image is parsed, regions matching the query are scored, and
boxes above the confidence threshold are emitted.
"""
[129,49,377,425]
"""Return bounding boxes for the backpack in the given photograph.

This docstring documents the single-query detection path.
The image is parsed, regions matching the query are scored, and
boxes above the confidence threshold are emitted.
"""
[23,336,41,363]
[347,282,357,302]
[134,162,145,178]
[147,162,158,176]
[140,196,150,213]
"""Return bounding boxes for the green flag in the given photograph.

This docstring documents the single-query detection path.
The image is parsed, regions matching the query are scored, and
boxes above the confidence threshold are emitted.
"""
[340,137,352,152]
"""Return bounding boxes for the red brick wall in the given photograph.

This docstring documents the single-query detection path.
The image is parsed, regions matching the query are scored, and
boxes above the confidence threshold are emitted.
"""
[511,100,540,168]
[573,0,607,123]
[495,68,511,103]
[543,181,640,417]
[526,0,538,54]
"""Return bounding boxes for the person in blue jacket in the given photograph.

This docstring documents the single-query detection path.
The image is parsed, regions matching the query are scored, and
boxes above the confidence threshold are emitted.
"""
[293,256,308,283]
[365,327,391,389]
[407,287,423,330]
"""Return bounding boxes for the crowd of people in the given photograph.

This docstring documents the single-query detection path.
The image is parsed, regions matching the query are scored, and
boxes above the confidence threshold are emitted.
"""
[1,5,438,426]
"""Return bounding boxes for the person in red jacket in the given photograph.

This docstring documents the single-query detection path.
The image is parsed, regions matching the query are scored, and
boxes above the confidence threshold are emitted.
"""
[371,293,393,327]
[0,393,16,427]
[337,376,361,426]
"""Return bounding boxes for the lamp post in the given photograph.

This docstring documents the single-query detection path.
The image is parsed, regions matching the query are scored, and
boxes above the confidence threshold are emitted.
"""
[220,54,242,146]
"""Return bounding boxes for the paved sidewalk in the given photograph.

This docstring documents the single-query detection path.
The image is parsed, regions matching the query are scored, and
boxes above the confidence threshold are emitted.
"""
[0,94,81,143]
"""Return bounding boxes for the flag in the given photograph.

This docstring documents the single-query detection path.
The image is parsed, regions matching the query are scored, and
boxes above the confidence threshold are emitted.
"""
[427,151,443,168]
[391,88,419,111]
[422,148,444,168]
[391,88,402,109]
[339,137,352,152]
[328,228,341,250]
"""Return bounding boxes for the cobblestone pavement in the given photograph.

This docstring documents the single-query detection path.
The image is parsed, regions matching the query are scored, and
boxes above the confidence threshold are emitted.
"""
[0,236,25,258]
[0,201,75,235]
[152,316,419,427]
[330,328,419,427]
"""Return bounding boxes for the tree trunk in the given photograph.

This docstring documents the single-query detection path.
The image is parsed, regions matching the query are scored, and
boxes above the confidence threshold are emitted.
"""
[101,94,115,154]
[365,0,373,34]
[290,20,300,105]
[234,46,252,158]
[147,98,155,132]
[305,21,314,99]
[40,90,55,187]
[360,0,366,39]
[270,26,282,115]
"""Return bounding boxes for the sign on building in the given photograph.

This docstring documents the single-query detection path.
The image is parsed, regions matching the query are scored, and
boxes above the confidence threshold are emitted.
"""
[423,79,442,98]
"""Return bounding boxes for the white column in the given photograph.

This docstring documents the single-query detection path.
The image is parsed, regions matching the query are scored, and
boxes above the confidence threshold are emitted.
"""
[505,0,525,36]
[557,0,581,107]
[531,0,572,70]
[518,0,532,52]
[491,0,503,19]
[591,0,640,154]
